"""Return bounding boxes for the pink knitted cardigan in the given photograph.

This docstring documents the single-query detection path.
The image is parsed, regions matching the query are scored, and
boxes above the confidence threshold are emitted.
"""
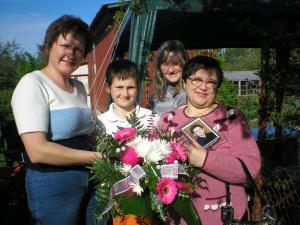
[157,104,261,225]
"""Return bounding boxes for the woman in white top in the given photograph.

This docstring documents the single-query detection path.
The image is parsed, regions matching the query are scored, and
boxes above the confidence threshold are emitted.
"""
[11,15,105,225]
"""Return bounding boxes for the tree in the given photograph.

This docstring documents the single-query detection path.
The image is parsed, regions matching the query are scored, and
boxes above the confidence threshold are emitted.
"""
[0,41,19,89]
[217,78,238,107]
[0,40,45,124]
[223,48,261,71]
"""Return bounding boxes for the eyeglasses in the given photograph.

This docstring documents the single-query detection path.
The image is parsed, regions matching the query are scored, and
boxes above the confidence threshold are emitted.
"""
[187,77,218,89]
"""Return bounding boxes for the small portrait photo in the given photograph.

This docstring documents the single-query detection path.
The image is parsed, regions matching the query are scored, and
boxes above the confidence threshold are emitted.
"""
[180,118,220,148]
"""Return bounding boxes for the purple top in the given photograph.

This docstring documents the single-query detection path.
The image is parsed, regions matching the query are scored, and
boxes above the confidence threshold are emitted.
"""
[158,104,261,225]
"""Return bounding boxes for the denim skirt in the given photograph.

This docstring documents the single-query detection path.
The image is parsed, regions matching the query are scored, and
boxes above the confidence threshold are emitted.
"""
[25,168,106,225]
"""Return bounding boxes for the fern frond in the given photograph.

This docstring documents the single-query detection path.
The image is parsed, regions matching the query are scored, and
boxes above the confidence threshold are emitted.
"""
[91,159,123,184]
[96,134,120,158]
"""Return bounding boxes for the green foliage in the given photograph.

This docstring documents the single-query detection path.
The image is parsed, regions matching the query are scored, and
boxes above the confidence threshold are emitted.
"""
[269,96,300,131]
[113,0,128,26]
[172,197,202,225]
[236,96,259,122]
[119,195,152,216]
[0,89,14,122]
[264,166,300,193]
[14,52,45,81]
[217,78,238,106]
[114,0,147,26]
[217,78,259,123]
[90,159,123,185]
[191,48,261,71]
[223,48,261,71]
[263,48,300,134]
[0,41,19,88]
[0,40,45,124]
[129,0,147,15]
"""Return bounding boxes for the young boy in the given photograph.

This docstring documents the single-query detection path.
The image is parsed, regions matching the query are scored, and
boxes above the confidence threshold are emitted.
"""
[97,59,158,225]
[98,59,158,138]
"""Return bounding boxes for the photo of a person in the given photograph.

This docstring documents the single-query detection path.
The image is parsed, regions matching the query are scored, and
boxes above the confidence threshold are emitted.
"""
[181,118,219,148]
[190,124,217,148]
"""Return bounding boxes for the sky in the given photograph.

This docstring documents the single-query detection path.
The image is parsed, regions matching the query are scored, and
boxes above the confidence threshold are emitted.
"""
[0,0,116,56]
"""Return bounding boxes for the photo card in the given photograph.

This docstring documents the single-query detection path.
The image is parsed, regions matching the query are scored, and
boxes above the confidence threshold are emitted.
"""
[180,118,220,148]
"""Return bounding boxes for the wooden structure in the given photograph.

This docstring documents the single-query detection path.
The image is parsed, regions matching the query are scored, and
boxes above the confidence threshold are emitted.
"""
[88,0,300,126]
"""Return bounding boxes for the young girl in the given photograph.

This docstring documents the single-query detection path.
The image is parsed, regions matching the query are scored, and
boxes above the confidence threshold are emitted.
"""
[150,40,189,115]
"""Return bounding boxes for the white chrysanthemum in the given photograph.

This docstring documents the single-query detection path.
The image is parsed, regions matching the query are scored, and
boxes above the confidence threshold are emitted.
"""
[119,164,132,175]
[127,136,144,149]
[129,181,143,196]
[128,137,171,163]
[147,140,167,163]
[127,136,148,158]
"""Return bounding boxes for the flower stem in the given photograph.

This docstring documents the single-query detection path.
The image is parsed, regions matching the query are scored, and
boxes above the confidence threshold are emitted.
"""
[150,164,159,177]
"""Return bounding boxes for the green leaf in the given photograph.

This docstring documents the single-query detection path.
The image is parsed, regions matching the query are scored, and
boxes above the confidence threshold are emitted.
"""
[172,197,201,225]
[143,164,160,192]
[90,159,124,185]
[119,195,152,216]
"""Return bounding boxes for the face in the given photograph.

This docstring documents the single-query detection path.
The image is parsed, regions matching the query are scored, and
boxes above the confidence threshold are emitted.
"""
[184,68,218,109]
[192,126,205,137]
[47,33,85,77]
[160,51,184,84]
[106,77,138,111]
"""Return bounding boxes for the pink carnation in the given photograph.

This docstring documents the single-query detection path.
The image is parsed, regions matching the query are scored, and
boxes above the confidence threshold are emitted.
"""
[156,178,178,204]
[121,147,140,166]
[114,128,136,144]
[166,143,187,164]
[165,151,177,164]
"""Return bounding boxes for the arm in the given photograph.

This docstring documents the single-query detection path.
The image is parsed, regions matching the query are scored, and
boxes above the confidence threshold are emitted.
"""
[21,132,100,165]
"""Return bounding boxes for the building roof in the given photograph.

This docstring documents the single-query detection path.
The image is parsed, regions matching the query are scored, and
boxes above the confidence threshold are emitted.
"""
[224,71,261,81]
[71,64,88,76]
[90,0,300,52]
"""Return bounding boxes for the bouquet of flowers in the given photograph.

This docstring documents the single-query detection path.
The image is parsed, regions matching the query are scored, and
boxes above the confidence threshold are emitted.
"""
[91,113,201,225]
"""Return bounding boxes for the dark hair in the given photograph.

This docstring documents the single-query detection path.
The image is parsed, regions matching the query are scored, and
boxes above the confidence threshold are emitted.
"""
[38,15,93,59]
[105,59,139,87]
[190,124,203,134]
[182,56,223,88]
[154,40,189,101]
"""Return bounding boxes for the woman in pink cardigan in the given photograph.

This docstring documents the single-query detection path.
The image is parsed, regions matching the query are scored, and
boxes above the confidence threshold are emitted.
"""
[157,56,261,225]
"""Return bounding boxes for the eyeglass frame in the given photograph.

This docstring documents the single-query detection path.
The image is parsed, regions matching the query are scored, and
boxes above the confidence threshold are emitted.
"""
[187,76,219,89]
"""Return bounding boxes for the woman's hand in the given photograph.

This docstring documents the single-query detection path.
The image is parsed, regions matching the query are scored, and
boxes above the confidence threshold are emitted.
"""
[184,139,207,168]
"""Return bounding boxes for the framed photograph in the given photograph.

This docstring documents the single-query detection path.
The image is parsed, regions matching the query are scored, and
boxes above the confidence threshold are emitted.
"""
[180,118,220,148]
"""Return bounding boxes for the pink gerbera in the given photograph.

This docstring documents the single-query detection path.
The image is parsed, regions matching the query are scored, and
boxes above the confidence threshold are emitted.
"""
[114,128,136,144]
[121,147,140,166]
[156,178,178,204]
